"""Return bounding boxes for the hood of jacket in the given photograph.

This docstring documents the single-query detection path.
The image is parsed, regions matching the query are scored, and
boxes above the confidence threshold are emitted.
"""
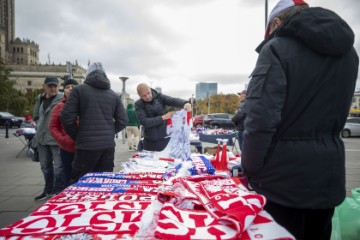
[84,70,111,90]
[257,7,355,56]
[127,103,135,110]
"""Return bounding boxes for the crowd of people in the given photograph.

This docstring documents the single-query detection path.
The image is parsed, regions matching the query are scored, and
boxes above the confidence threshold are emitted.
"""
[32,64,192,201]
[27,0,358,239]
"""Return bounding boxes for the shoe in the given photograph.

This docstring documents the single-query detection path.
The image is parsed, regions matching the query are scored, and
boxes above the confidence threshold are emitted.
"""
[128,147,133,152]
[34,192,54,201]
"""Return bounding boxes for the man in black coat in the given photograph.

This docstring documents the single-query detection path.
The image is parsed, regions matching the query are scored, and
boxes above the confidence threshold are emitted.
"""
[61,62,128,182]
[135,83,191,151]
[241,0,359,239]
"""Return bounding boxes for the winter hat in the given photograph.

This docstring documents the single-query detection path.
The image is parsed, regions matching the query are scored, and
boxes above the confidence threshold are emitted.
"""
[63,78,79,87]
[265,0,308,38]
[86,62,105,76]
[44,76,59,85]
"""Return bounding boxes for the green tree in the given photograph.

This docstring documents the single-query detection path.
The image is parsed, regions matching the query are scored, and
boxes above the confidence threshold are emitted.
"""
[193,93,239,115]
[0,59,17,112]
[0,60,29,116]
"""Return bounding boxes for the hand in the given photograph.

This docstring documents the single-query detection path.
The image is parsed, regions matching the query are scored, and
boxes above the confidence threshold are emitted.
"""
[183,103,192,112]
[162,111,175,120]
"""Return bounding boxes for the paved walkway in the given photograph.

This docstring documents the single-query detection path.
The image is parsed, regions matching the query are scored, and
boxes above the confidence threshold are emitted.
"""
[0,133,359,229]
[0,134,134,228]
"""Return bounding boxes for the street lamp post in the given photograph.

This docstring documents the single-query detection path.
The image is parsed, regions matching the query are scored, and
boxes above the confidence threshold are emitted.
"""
[265,0,268,27]
[119,76,129,144]
[191,94,194,118]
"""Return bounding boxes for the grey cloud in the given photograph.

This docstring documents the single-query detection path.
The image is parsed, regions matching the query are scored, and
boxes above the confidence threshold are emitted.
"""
[193,73,250,85]
[16,0,183,76]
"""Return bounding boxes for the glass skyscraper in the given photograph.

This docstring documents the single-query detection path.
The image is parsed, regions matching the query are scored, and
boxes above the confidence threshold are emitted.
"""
[195,82,218,99]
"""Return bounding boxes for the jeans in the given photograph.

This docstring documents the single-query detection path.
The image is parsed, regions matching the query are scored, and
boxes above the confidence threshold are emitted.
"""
[37,143,65,194]
[237,130,244,151]
[59,149,75,188]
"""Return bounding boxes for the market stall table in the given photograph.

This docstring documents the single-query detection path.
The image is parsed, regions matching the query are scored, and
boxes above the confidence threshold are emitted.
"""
[13,127,35,158]
[198,131,239,153]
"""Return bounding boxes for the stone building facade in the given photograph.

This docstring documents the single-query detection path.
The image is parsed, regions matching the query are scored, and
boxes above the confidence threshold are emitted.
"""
[9,63,86,94]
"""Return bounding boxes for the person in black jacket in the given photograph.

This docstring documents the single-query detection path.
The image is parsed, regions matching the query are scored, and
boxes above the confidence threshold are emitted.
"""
[61,62,128,182]
[231,90,247,151]
[241,0,359,239]
[135,83,191,151]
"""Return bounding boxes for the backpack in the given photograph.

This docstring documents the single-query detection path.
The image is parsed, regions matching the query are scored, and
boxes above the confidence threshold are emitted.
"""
[28,137,39,162]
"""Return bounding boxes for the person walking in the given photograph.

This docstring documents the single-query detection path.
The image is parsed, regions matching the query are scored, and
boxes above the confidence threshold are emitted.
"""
[241,0,359,239]
[61,62,128,183]
[49,78,79,187]
[231,90,247,151]
[135,83,192,152]
[33,77,65,200]
[125,102,140,151]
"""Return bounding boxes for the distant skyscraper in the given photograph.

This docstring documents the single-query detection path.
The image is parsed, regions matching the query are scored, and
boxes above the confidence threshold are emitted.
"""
[155,86,162,94]
[195,82,217,99]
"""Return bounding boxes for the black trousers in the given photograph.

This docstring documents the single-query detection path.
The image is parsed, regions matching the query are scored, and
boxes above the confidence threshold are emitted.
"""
[264,201,334,240]
[71,147,115,183]
[143,137,170,152]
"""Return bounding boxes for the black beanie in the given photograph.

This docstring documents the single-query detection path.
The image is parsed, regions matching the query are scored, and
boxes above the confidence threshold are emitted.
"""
[63,79,79,87]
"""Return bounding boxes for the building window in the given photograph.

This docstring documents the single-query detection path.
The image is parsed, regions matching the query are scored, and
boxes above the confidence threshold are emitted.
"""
[27,81,32,86]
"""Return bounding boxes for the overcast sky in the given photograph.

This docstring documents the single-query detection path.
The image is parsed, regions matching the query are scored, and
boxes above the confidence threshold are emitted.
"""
[15,0,360,100]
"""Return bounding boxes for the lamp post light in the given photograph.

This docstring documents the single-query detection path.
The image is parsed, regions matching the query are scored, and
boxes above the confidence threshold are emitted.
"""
[265,0,268,27]
[191,94,194,118]
[119,76,129,144]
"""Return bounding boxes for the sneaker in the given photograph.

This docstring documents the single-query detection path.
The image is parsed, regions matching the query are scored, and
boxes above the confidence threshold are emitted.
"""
[34,192,54,201]
[128,147,133,152]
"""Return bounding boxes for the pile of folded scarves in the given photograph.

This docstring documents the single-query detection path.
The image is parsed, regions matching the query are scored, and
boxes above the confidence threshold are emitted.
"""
[0,153,294,240]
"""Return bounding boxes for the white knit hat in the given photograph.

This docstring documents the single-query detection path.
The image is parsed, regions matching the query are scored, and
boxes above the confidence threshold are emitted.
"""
[86,62,105,76]
[265,0,308,38]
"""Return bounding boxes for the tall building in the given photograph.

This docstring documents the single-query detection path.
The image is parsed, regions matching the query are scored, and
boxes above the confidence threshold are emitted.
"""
[0,0,39,64]
[0,0,85,94]
[155,86,162,94]
[195,82,217,99]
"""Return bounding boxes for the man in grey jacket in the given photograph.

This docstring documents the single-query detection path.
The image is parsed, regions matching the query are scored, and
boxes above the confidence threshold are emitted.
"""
[61,62,128,183]
[33,77,64,200]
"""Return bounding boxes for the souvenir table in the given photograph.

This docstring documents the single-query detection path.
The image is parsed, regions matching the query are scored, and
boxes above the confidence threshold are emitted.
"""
[198,131,236,146]
[13,127,36,158]
[0,151,294,240]
[0,111,294,239]
[189,131,203,153]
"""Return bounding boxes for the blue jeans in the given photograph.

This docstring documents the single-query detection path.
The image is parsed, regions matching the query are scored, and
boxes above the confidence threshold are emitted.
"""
[237,130,244,151]
[37,143,65,194]
[60,149,75,188]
